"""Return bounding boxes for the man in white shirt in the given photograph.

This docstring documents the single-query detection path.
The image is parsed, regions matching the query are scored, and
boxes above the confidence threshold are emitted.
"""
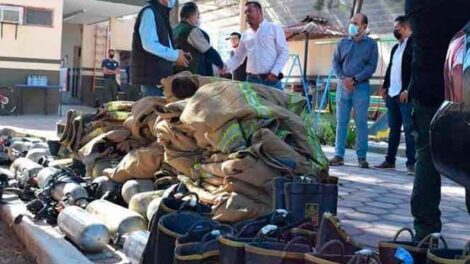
[375,16,415,174]
[224,1,289,90]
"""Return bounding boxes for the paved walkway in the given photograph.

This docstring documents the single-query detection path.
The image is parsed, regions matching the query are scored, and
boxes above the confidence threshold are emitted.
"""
[325,146,470,249]
[1,112,469,250]
[0,105,95,139]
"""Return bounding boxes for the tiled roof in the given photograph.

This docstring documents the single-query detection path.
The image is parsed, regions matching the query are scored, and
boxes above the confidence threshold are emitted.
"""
[284,16,346,41]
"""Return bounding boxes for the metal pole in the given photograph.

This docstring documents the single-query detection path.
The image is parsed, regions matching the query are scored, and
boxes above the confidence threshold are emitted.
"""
[303,33,309,84]
[350,0,363,18]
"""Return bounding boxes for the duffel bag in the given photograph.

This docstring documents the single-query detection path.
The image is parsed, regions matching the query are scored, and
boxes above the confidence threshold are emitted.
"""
[245,236,312,264]
[427,236,469,264]
[306,240,381,264]
[316,213,362,256]
[176,220,234,245]
[220,217,294,264]
[142,191,212,264]
[378,228,427,264]
[152,212,208,264]
[283,176,338,225]
[233,209,296,235]
[175,227,234,264]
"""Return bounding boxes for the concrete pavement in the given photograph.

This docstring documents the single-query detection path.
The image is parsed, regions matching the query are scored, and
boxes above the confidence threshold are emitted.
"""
[0,105,95,139]
[325,146,470,249]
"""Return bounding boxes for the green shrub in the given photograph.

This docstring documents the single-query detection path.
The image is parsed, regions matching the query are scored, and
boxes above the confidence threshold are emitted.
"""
[310,112,357,149]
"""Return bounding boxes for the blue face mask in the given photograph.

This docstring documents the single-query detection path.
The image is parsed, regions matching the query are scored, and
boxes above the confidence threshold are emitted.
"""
[348,24,359,37]
[167,0,176,8]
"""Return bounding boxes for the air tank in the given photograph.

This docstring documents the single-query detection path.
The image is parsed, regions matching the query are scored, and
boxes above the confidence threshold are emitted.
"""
[121,179,154,204]
[128,190,163,220]
[58,206,110,252]
[123,230,150,264]
[86,199,146,236]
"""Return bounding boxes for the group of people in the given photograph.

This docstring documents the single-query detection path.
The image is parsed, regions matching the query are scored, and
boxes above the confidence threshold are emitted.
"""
[101,0,470,244]
[330,1,470,243]
[127,0,289,97]
[329,13,415,174]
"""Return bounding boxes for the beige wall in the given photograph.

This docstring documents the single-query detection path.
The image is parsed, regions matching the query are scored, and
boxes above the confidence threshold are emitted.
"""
[0,0,63,71]
[285,37,396,81]
[110,17,135,51]
[80,22,109,71]
[81,18,134,72]
[61,23,82,68]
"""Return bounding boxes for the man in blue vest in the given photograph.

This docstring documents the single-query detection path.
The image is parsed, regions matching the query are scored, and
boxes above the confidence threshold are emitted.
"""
[131,0,189,97]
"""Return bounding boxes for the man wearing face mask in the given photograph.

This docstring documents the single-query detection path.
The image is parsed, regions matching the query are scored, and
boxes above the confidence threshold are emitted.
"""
[375,16,415,175]
[102,49,120,102]
[330,13,379,169]
[131,0,189,97]
[173,2,224,75]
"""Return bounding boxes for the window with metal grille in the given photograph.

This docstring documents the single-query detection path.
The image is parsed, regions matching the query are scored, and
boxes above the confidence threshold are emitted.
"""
[24,7,53,26]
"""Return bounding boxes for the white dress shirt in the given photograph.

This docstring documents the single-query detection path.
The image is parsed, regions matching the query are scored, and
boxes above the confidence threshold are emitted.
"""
[389,38,408,97]
[225,20,289,76]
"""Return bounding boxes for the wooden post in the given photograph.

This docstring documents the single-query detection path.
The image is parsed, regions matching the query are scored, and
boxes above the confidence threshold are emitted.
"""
[170,0,179,27]
[239,0,247,32]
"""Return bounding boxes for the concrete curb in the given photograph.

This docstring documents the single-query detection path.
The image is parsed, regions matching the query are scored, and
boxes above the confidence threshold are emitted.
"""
[0,126,51,141]
[0,195,93,264]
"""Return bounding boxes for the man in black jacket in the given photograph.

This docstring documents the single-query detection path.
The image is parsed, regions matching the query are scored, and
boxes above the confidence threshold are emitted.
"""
[375,16,415,174]
[131,0,189,97]
[406,0,470,241]
[173,2,224,75]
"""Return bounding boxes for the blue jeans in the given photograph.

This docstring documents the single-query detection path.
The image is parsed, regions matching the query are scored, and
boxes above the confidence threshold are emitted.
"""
[141,85,164,97]
[386,95,416,166]
[246,75,283,90]
[335,83,370,159]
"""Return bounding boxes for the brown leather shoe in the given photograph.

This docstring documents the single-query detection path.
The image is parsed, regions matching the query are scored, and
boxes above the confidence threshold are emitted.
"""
[329,156,344,166]
[374,160,396,169]
[358,158,369,169]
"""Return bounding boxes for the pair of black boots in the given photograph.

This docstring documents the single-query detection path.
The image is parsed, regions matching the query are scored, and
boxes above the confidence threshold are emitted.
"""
[272,176,339,226]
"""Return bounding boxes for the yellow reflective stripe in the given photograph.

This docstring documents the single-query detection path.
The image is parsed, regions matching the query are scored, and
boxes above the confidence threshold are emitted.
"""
[219,122,245,153]
[239,82,272,118]
[107,111,132,121]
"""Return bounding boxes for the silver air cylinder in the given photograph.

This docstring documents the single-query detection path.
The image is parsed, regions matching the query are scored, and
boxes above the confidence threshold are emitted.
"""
[36,167,61,189]
[121,179,154,204]
[25,148,50,163]
[86,199,146,236]
[128,191,163,221]
[123,230,150,264]
[11,158,43,186]
[58,206,110,252]
[51,182,89,203]
[37,167,88,203]
[92,176,118,199]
